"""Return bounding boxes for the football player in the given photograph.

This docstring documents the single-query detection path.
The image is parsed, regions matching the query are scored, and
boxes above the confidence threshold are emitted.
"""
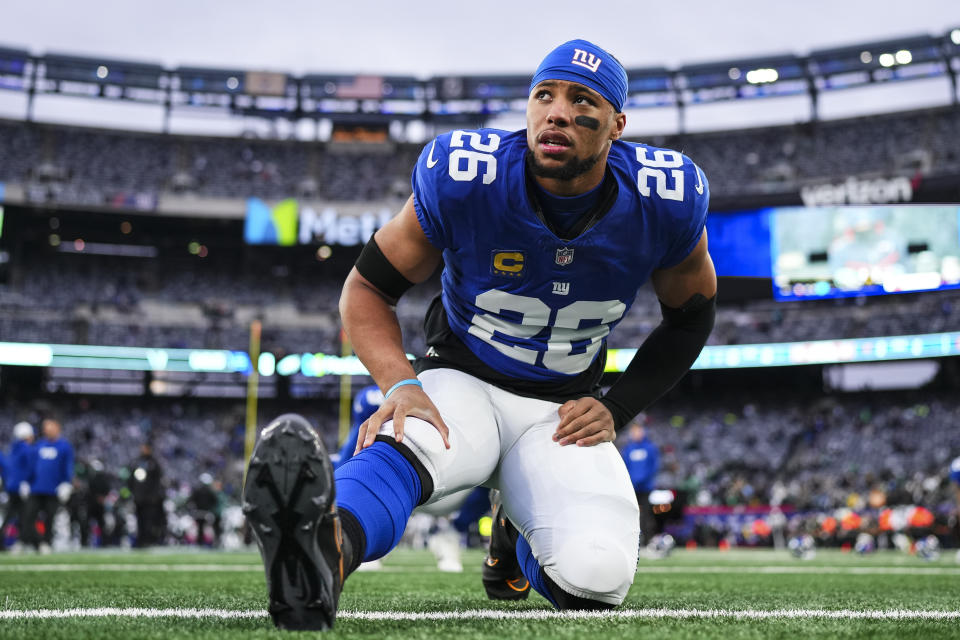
[0,422,35,552]
[244,39,716,630]
[951,456,960,563]
[620,422,661,545]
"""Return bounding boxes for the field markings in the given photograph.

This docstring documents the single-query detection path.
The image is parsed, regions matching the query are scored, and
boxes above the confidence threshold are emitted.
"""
[1,563,959,576]
[1,607,960,621]
[0,564,262,572]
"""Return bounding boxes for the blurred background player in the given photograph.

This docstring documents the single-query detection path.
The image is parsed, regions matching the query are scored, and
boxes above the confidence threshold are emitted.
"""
[951,456,960,563]
[128,442,166,547]
[22,418,73,553]
[334,385,385,471]
[620,421,660,545]
[81,459,114,547]
[188,473,223,547]
[0,422,36,552]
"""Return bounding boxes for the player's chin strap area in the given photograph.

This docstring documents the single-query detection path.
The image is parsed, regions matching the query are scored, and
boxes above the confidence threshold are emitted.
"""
[600,294,716,430]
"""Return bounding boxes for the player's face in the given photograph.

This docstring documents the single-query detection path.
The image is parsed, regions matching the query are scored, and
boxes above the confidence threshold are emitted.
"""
[42,419,60,439]
[526,80,626,192]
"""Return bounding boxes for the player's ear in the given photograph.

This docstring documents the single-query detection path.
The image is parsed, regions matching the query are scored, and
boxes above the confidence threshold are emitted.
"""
[610,111,626,141]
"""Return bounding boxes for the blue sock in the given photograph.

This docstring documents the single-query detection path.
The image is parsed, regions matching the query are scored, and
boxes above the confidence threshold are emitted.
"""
[334,441,421,562]
[451,486,490,534]
[516,533,559,608]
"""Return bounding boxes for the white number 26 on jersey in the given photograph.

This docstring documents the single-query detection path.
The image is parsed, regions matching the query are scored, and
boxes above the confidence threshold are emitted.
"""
[448,130,500,185]
[468,290,626,374]
[635,148,685,202]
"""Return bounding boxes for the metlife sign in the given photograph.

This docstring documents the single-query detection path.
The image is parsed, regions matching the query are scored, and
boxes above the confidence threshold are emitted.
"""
[244,198,393,246]
[298,205,392,246]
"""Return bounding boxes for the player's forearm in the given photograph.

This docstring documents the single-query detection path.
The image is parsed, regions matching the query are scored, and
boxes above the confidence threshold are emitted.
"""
[601,295,716,430]
[340,277,417,389]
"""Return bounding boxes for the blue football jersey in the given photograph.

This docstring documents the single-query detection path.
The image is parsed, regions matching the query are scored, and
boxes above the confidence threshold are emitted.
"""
[950,456,960,485]
[412,128,708,383]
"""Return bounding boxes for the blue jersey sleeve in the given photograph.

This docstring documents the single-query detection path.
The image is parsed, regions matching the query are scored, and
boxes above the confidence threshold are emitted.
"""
[411,134,453,250]
[351,385,384,425]
[658,158,709,269]
[950,456,960,485]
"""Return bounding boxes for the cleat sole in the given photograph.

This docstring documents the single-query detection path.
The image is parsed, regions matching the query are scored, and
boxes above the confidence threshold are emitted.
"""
[243,413,341,630]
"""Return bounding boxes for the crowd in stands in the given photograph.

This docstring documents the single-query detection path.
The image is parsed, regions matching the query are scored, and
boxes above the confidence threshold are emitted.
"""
[2,247,959,354]
[1,388,956,549]
[644,391,959,512]
[1,106,959,204]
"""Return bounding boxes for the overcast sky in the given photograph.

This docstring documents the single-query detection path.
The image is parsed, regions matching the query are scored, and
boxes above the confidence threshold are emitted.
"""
[0,0,957,135]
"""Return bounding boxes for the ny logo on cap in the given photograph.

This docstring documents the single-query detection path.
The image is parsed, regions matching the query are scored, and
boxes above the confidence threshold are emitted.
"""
[571,49,601,73]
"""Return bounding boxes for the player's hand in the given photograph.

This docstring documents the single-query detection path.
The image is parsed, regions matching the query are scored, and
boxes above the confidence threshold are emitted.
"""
[355,385,451,454]
[554,397,615,447]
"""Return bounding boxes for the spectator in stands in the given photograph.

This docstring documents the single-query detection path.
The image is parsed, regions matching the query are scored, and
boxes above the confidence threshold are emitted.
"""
[621,422,660,545]
[23,418,74,553]
[1,422,38,551]
[128,442,166,547]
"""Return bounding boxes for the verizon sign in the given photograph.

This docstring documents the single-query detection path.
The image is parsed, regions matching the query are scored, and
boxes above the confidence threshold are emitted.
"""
[799,176,913,207]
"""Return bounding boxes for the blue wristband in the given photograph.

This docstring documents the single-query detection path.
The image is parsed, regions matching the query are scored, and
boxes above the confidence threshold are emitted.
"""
[384,378,422,398]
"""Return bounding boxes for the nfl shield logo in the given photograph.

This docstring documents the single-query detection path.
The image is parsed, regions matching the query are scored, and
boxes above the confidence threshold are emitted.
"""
[555,247,574,266]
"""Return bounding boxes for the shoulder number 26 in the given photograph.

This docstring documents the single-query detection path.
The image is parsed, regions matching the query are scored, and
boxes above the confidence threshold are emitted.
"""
[448,131,500,184]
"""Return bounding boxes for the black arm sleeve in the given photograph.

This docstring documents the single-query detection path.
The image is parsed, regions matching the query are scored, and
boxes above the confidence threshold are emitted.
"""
[600,294,716,431]
[354,235,415,301]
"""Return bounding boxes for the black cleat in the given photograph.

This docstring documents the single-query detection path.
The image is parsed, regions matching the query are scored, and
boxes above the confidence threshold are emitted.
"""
[482,490,530,601]
[243,414,343,630]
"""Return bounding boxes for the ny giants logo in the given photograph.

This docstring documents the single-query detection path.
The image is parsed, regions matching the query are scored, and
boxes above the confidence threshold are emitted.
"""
[571,49,602,73]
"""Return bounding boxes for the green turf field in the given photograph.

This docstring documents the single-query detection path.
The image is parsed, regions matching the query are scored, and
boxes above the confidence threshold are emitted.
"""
[1,547,959,639]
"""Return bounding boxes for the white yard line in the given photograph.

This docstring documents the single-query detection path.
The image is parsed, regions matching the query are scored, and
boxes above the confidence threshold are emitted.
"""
[0,564,261,571]
[1,607,959,621]
[0,563,958,576]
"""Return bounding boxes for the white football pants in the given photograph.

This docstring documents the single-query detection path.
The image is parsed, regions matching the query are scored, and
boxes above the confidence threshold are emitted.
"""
[375,367,639,604]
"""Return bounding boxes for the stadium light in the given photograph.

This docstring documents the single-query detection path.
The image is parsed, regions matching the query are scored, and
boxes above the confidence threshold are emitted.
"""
[746,68,779,84]
[951,29,960,45]
[878,53,895,67]
[894,49,912,65]
[258,352,276,377]
[859,51,872,64]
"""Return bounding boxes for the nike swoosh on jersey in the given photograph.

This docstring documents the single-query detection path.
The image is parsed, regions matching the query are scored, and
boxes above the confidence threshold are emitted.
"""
[426,141,439,168]
[694,165,704,195]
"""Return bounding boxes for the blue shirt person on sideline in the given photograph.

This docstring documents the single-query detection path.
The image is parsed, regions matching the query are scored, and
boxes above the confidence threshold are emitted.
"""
[621,422,660,544]
[23,419,73,552]
[1,422,36,550]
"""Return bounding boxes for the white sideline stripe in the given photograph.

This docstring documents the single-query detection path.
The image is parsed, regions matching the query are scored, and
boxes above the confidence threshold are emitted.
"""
[1,564,959,576]
[0,564,262,572]
[1,607,959,621]
[639,566,960,576]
